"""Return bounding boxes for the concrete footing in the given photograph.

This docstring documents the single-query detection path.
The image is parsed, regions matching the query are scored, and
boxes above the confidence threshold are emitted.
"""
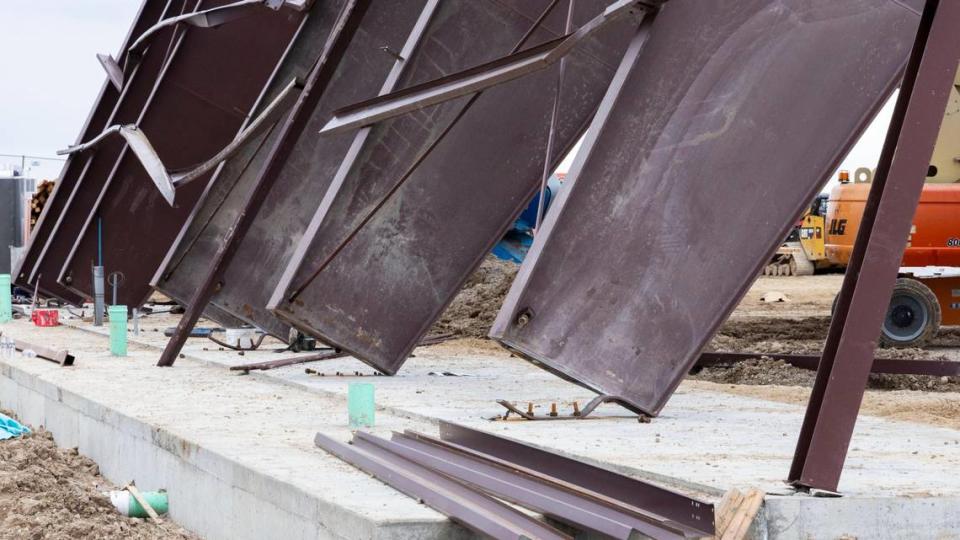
[3,316,960,539]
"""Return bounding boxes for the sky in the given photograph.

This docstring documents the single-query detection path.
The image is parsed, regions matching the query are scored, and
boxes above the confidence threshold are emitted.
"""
[0,1,141,179]
[0,2,895,189]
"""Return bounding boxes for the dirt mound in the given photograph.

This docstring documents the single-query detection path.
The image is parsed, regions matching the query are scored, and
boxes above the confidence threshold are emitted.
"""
[0,412,195,540]
[432,256,518,338]
[690,354,960,392]
[692,358,817,387]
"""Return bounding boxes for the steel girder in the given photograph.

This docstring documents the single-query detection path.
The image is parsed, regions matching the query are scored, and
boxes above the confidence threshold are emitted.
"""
[490,0,924,416]
[153,0,428,347]
[34,0,304,308]
[12,0,176,305]
[268,0,637,374]
[790,0,960,492]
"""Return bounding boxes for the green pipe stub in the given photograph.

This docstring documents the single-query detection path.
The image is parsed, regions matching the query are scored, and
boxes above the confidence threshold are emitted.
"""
[0,274,11,323]
[108,490,169,518]
[348,382,375,428]
[108,306,128,356]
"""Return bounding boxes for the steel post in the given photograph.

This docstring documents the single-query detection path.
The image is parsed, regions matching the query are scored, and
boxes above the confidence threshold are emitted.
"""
[788,0,960,491]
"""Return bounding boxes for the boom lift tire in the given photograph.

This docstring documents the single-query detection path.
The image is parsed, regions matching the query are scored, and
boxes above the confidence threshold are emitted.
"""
[881,278,941,348]
[831,277,941,348]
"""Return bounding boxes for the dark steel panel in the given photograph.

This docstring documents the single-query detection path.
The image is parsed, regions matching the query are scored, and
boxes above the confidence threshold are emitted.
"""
[153,0,426,340]
[269,0,636,374]
[53,1,303,308]
[438,421,714,534]
[789,0,960,492]
[314,432,572,540]
[491,0,923,416]
[12,0,173,305]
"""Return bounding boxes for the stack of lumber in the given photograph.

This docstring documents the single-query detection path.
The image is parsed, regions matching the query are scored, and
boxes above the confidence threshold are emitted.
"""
[715,488,765,539]
[30,180,55,228]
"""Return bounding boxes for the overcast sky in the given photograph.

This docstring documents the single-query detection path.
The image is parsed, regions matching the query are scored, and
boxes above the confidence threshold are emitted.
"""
[0,1,140,179]
[1,2,894,189]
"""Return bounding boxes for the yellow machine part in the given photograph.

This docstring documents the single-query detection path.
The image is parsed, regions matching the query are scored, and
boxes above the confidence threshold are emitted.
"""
[797,214,826,262]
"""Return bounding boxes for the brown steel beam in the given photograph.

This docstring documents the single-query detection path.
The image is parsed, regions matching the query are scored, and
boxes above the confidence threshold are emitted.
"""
[375,431,702,539]
[0,333,75,366]
[54,0,303,309]
[789,0,960,492]
[156,0,370,367]
[314,432,571,540]
[318,0,648,135]
[152,0,433,342]
[12,0,176,306]
[438,421,714,534]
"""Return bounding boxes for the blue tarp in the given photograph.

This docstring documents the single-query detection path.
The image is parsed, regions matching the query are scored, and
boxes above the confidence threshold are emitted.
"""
[0,413,29,440]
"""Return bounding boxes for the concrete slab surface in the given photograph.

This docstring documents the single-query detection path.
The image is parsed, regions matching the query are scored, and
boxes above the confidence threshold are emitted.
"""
[2,311,960,539]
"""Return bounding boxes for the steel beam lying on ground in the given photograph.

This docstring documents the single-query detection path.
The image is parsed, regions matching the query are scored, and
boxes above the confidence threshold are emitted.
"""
[696,351,960,377]
[370,431,704,539]
[490,0,924,416]
[438,421,714,535]
[153,0,428,352]
[47,0,303,309]
[269,0,638,375]
[314,432,571,540]
[790,0,960,492]
[12,0,174,306]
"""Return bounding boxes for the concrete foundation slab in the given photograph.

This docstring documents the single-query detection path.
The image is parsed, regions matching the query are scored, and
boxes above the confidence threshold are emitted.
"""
[2,313,960,539]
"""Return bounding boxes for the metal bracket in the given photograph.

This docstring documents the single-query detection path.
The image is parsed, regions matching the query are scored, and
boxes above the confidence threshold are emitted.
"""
[497,395,644,421]
[318,0,654,135]
[57,78,303,205]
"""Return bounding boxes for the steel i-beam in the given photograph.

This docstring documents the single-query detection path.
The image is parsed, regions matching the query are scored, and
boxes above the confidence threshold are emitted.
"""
[489,0,923,416]
[789,0,960,492]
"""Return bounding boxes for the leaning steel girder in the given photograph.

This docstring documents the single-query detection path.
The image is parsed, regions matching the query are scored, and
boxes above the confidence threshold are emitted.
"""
[47,0,304,309]
[153,0,427,348]
[490,0,924,416]
[268,0,637,375]
[12,0,176,305]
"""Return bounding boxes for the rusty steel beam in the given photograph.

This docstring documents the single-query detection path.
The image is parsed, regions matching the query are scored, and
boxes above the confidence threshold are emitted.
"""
[789,0,960,492]
[438,421,714,534]
[268,0,637,375]
[50,0,304,309]
[155,0,367,368]
[696,351,960,377]
[490,0,924,416]
[319,0,649,135]
[0,334,75,366]
[12,0,175,306]
[370,431,703,539]
[314,432,572,540]
[152,0,430,345]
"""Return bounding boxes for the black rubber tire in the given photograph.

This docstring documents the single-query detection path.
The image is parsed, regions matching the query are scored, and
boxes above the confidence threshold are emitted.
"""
[879,278,941,348]
[830,278,941,348]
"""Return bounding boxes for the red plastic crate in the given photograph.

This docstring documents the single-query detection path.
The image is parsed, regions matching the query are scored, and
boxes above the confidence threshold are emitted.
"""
[31,309,60,327]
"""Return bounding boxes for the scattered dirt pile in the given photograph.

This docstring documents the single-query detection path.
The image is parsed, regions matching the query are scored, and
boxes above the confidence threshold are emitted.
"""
[692,358,817,387]
[432,256,518,338]
[0,411,196,540]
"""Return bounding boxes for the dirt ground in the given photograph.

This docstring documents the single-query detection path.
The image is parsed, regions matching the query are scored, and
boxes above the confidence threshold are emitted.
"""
[0,410,196,540]
[432,256,519,338]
